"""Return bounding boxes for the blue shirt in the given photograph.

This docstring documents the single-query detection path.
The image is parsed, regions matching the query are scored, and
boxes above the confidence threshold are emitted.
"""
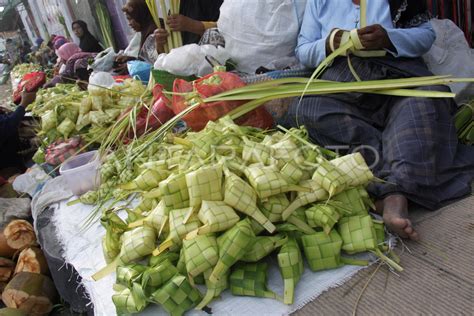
[296,0,436,67]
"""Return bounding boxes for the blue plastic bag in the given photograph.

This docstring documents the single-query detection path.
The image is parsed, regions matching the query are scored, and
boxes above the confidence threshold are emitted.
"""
[127,60,151,84]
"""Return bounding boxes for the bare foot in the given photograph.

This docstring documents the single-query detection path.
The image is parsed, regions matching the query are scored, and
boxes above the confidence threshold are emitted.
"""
[382,194,419,240]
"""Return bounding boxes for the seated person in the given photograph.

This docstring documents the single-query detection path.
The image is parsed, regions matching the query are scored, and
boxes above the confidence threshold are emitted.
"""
[0,91,37,171]
[214,0,307,74]
[280,0,474,239]
[156,0,223,46]
[44,43,96,89]
[72,20,103,53]
[113,0,159,74]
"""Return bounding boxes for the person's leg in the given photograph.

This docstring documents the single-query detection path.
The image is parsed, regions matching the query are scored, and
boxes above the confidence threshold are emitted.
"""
[373,85,474,239]
[280,94,383,167]
[280,58,387,166]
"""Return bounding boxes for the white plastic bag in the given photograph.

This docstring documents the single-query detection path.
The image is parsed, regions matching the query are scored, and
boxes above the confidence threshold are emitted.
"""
[218,0,307,74]
[423,19,474,104]
[154,44,229,77]
[88,72,115,94]
[90,47,117,72]
[123,33,141,58]
[13,165,51,197]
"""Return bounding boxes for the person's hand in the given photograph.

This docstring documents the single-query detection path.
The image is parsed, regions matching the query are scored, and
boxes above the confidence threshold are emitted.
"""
[76,79,88,91]
[19,90,37,108]
[114,55,133,64]
[167,14,204,35]
[357,24,394,50]
[113,55,135,75]
[154,29,169,53]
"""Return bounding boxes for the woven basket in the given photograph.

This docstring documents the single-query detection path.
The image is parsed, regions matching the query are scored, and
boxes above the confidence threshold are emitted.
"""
[151,69,195,91]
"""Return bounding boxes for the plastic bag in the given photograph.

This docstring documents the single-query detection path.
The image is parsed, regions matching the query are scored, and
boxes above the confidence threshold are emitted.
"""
[154,44,229,77]
[218,0,306,74]
[88,71,115,94]
[90,47,117,72]
[127,60,151,84]
[13,165,51,197]
[423,19,474,104]
[172,72,273,131]
[12,72,46,104]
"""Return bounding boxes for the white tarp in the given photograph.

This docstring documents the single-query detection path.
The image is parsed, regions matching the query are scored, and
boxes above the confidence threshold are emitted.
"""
[53,194,375,316]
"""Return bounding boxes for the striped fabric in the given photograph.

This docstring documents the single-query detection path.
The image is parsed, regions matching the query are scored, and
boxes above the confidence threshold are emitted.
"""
[45,136,83,166]
[427,0,473,45]
[279,56,474,209]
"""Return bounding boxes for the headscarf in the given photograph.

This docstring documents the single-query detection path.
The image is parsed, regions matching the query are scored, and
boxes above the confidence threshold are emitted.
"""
[122,0,157,48]
[57,43,82,61]
[72,20,103,53]
[53,38,68,50]
[35,38,44,47]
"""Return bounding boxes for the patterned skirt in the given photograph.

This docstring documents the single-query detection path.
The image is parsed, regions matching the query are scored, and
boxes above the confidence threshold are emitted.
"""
[279,56,474,210]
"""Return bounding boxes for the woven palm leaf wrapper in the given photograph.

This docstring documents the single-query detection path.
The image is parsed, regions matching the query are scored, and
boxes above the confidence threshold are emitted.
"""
[183,234,219,280]
[312,160,350,197]
[93,226,156,280]
[338,215,377,254]
[260,193,290,223]
[187,128,222,159]
[301,230,343,272]
[153,207,201,255]
[176,247,187,275]
[244,164,309,199]
[141,200,171,237]
[187,201,240,238]
[230,262,281,300]
[305,204,341,234]
[285,207,317,235]
[223,170,276,233]
[278,237,304,305]
[210,219,255,283]
[281,179,329,220]
[241,234,287,262]
[113,282,148,315]
[116,263,147,288]
[333,187,373,216]
[133,197,159,216]
[151,274,202,316]
[120,168,171,191]
[149,251,180,267]
[196,268,229,310]
[141,259,178,296]
[185,164,223,207]
[373,219,388,251]
[101,211,127,263]
[272,138,306,168]
[242,138,274,165]
[329,152,374,187]
[154,173,190,209]
[280,161,304,184]
[275,223,306,240]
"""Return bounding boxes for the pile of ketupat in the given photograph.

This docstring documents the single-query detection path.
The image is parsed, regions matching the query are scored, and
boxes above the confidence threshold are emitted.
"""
[27,79,148,164]
[86,116,401,315]
[11,63,42,81]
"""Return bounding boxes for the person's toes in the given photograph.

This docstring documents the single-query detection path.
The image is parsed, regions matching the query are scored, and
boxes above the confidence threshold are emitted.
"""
[404,225,414,235]
[384,217,409,238]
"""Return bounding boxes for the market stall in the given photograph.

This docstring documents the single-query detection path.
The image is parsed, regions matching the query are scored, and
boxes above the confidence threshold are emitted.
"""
[1,1,473,315]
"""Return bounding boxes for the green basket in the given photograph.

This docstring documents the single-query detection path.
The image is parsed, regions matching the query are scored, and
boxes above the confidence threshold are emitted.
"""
[151,69,195,91]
